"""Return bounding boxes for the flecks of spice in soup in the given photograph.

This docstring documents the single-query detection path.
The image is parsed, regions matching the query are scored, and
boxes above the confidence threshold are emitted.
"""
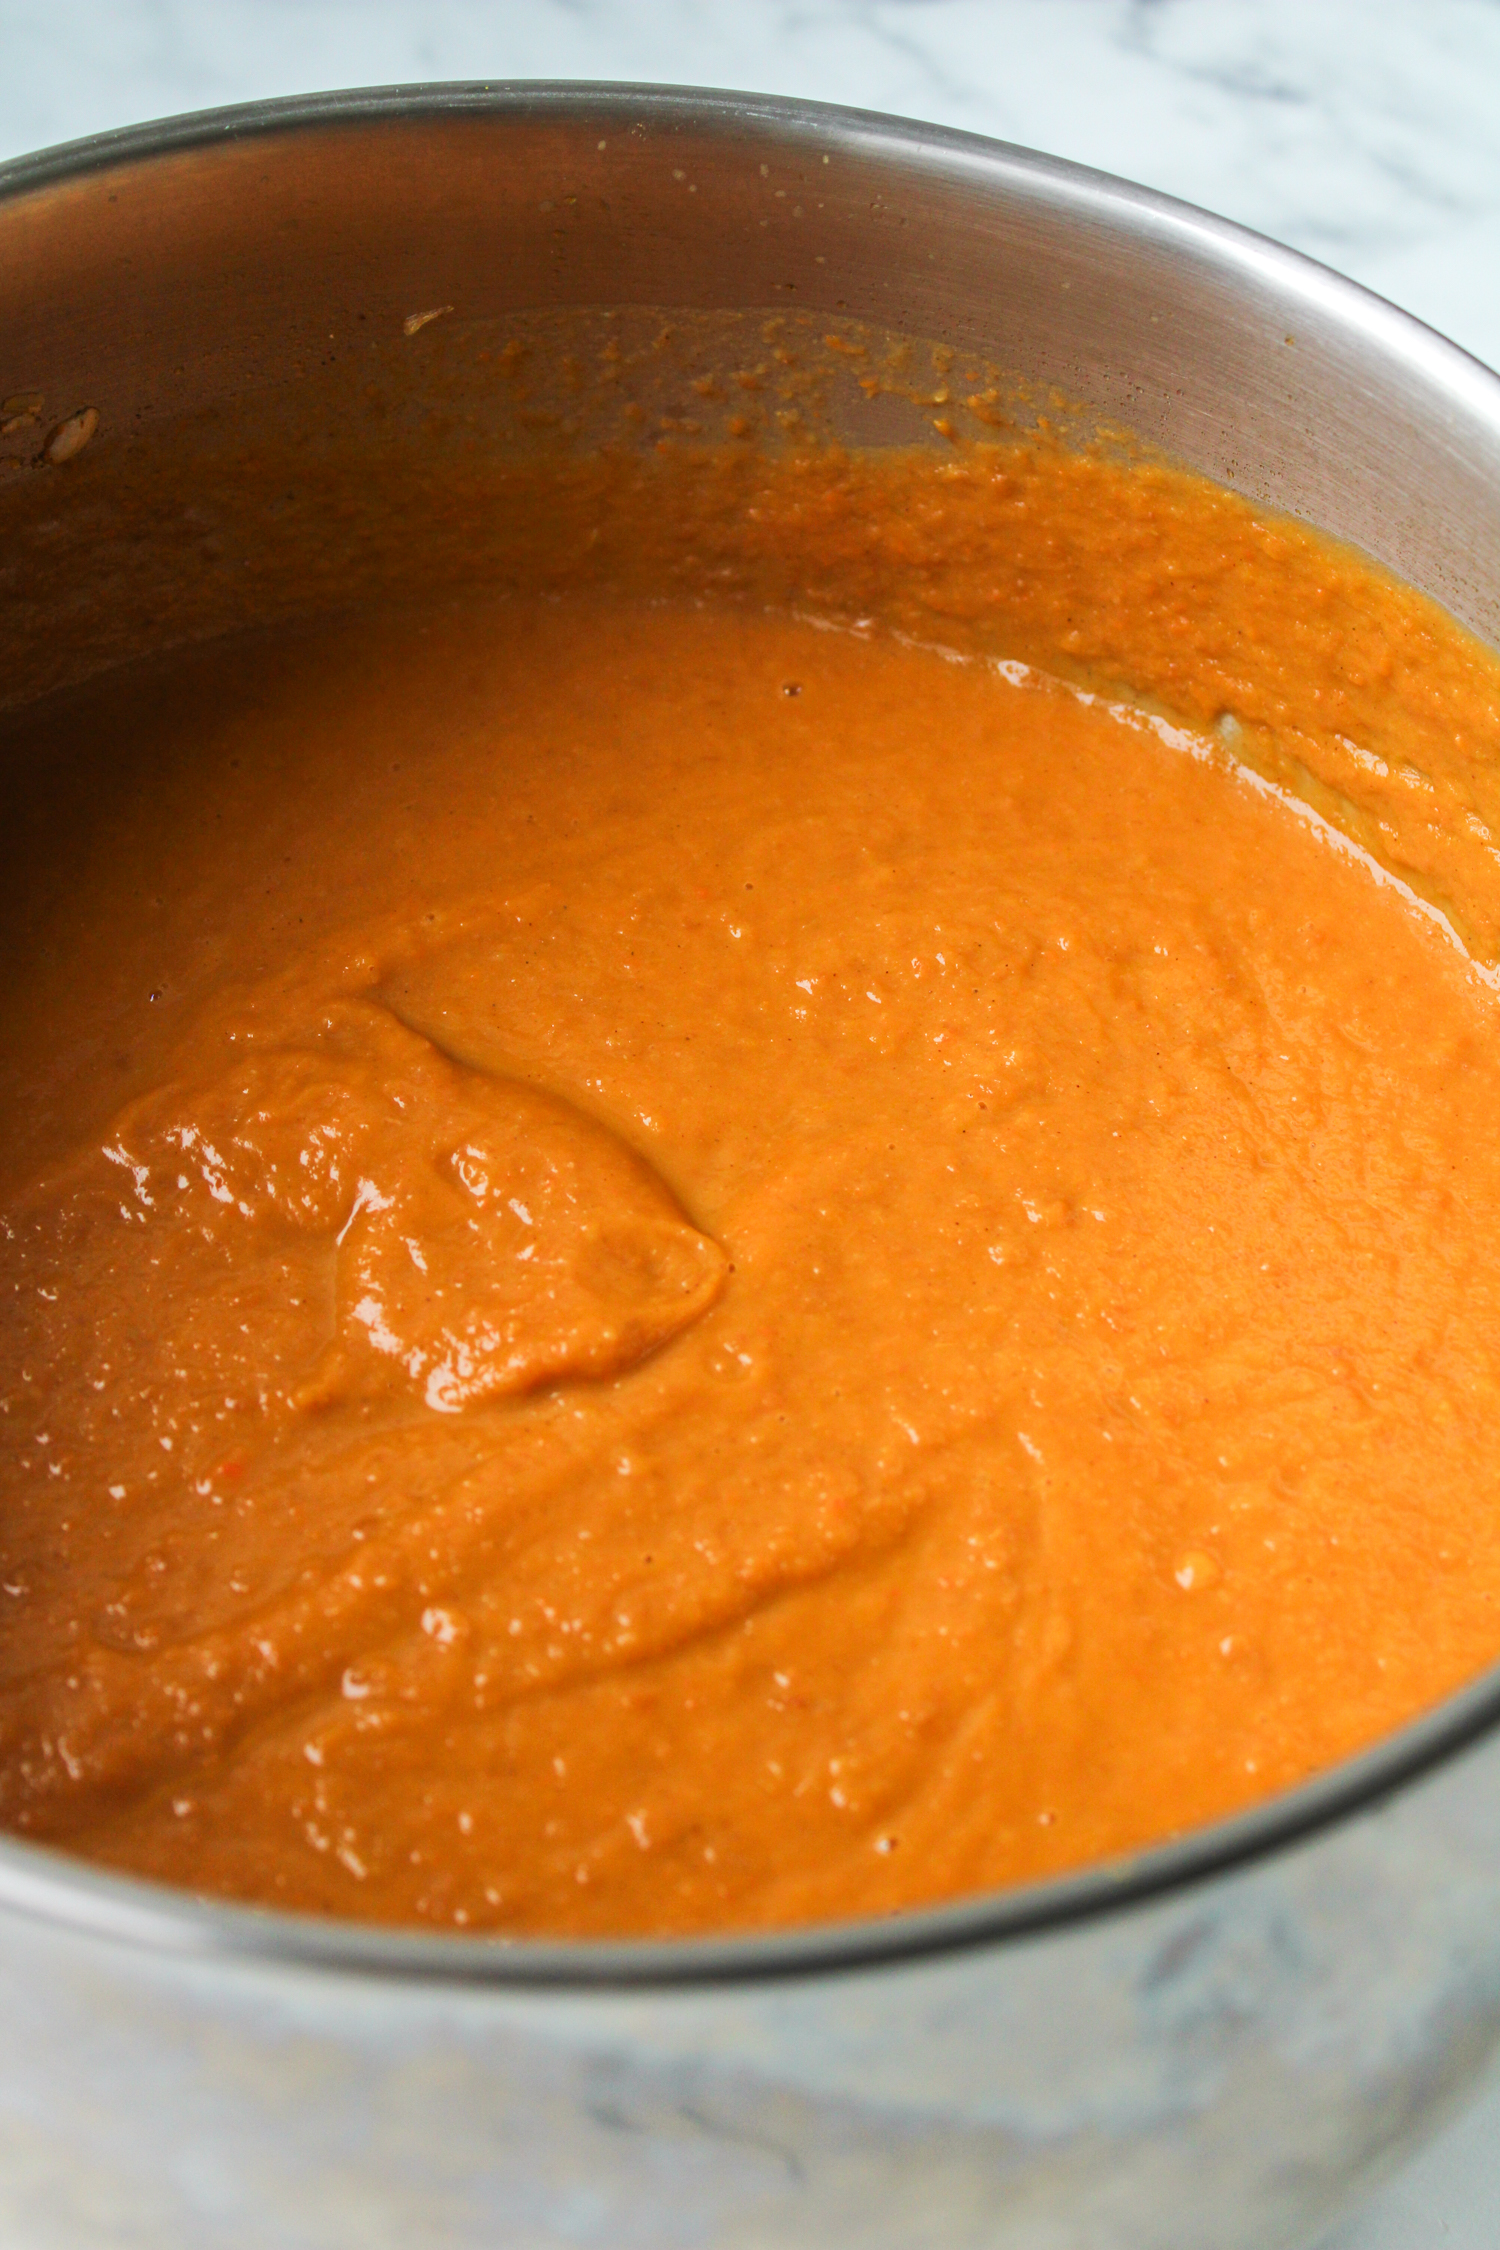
[2,582,1500,1937]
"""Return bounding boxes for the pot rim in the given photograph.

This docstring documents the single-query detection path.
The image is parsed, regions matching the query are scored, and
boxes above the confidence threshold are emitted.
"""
[3,80,1500,1993]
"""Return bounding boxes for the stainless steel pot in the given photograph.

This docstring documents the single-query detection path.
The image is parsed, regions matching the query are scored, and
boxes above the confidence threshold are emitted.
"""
[3,83,1500,2250]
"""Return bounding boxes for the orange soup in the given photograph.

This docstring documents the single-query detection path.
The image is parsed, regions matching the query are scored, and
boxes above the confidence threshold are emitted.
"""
[4,428,1500,1937]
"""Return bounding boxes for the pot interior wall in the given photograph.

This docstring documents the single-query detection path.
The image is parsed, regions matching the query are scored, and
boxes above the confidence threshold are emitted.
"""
[4,94,1500,645]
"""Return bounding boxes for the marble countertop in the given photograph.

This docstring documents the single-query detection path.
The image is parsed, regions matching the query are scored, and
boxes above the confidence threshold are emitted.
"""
[3,4,1500,2244]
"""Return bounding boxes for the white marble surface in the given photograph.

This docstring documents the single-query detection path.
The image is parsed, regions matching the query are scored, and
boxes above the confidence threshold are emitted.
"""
[2,4,1500,2244]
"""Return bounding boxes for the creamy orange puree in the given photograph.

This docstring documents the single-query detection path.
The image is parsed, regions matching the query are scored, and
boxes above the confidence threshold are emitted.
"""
[4,428,1500,1938]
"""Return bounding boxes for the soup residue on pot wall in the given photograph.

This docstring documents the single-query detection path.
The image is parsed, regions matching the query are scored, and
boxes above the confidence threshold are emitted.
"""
[2,316,1500,1936]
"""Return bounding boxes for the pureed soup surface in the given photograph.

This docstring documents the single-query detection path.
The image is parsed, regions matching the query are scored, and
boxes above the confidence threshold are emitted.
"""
[4,420,1500,1937]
